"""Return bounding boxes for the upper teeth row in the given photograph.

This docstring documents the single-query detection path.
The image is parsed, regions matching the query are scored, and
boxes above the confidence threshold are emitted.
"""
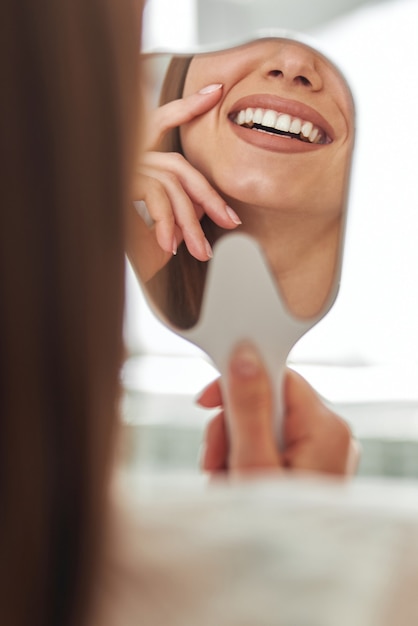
[233,107,324,144]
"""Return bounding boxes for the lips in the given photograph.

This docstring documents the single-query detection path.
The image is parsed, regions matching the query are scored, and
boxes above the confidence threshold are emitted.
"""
[227,94,334,153]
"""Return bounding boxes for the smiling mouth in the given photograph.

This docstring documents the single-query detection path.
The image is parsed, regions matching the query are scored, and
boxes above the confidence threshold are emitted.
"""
[230,107,331,145]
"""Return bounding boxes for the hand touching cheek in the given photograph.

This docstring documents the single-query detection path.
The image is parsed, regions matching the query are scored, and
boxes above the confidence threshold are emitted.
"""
[128,84,242,283]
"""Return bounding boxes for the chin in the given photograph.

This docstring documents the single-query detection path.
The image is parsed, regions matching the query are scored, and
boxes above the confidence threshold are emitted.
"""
[214,176,296,209]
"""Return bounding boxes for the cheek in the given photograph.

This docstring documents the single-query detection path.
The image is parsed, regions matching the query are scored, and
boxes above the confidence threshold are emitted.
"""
[182,59,218,96]
[180,120,246,202]
[180,119,218,180]
[307,150,352,214]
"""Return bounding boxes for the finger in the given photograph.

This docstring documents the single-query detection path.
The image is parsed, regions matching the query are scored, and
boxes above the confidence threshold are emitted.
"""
[146,84,223,150]
[283,368,341,443]
[139,165,213,261]
[126,202,172,284]
[144,152,242,230]
[201,412,228,472]
[283,369,325,439]
[133,172,177,254]
[285,415,353,475]
[227,342,281,471]
[196,378,223,408]
[283,369,354,475]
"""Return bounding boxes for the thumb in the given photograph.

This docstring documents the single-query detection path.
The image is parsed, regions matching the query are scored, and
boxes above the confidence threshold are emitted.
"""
[145,83,223,150]
[227,342,281,471]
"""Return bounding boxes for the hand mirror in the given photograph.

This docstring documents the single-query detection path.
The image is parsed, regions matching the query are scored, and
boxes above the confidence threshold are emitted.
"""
[129,32,355,446]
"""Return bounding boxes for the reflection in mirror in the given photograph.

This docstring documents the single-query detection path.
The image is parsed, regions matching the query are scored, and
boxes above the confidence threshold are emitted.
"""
[134,37,354,332]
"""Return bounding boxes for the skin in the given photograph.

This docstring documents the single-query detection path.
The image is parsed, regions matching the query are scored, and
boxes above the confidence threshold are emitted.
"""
[180,39,354,219]
[130,39,354,316]
[179,39,355,317]
[128,83,232,281]
[198,342,359,476]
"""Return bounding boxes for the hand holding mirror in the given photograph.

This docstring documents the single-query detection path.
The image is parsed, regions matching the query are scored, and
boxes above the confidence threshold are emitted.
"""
[128,34,355,448]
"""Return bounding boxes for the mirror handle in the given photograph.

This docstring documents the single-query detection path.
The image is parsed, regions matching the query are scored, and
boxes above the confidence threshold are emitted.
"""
[184,234,311,449]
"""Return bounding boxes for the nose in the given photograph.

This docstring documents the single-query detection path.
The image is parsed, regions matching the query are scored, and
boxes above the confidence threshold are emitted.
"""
[260,42,323,91]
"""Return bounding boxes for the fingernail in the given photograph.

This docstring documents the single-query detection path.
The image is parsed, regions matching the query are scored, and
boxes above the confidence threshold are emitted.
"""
[194,386,213,407]
[198,83,223,95]
[230,343,261,378]
[225,206,242,225]
[195,389,205,406]
[172,235,178,256]
[204,238,213,259]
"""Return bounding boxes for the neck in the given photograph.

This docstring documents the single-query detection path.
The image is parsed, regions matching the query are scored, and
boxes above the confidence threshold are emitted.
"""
[211,200,342,318]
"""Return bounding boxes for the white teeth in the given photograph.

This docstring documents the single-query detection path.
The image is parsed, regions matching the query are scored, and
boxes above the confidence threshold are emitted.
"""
[262,110,277,128]
[237,110,246,125]
[245,108,254,123]
[309,127,319,143]
[289,118,302,134]
[253,108,264,124]
[275,113,291,133]
[233,107,325,144]
[301,121,313,138]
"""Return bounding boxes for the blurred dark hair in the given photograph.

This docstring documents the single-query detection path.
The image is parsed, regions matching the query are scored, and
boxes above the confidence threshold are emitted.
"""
[146,55,217,330]
[158,55,192,152]
[0,1,140,625]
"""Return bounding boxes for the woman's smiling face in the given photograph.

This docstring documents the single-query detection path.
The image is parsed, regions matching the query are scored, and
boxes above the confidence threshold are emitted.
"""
[179,38,354,216]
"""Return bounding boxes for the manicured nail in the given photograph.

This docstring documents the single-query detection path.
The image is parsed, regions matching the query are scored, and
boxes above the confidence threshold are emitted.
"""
[230,342,261,378]
[198,83,223,95]
[195,389,205,406]
[172,235,178,256]
[204,238,213,259]
[195,385,212,407]
[225,206,242,225]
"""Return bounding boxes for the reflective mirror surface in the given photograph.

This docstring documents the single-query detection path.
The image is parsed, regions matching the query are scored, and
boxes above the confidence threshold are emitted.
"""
[135,37,355,331]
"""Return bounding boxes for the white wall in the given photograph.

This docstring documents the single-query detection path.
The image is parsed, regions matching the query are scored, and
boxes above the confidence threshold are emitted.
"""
[141,0,197,51]
[196,0,384,46]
